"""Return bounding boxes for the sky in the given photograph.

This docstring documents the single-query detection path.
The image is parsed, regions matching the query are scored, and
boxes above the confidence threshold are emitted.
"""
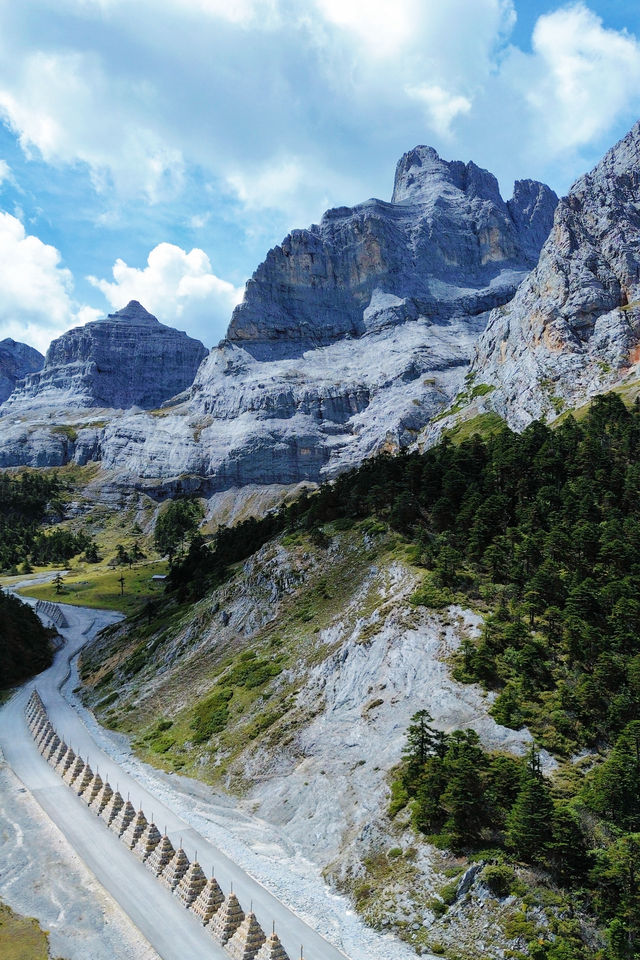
[1,0,640,354]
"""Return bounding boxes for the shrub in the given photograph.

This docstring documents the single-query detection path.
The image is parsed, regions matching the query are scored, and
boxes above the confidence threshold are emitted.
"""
[191,687,233,743]
[410,576,454,610]
[481,864,515,898]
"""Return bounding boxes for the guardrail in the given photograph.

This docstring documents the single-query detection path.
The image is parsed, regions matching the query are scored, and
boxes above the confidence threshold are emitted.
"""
[35,600,68,628]
[25,689,294,960]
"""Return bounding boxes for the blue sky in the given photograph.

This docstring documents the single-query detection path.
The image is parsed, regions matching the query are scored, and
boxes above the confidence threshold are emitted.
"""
[1,0,640,353]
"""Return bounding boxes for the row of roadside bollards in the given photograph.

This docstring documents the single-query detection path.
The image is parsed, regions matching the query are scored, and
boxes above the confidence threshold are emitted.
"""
[25,689,293,960]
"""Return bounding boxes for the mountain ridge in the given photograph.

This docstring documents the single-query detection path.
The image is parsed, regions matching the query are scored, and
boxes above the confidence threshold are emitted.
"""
[0,143,558,493]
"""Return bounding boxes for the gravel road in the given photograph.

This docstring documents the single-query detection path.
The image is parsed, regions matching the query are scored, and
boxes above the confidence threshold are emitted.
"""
[0,598,352,960]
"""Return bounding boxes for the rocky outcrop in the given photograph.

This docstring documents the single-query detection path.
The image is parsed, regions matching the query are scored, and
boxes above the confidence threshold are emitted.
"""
[465,120,640,429]
[1,301,207,413]
[0,338,44,403]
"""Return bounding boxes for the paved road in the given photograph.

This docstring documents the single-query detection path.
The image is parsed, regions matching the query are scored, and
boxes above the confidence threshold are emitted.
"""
[0,600,350,960]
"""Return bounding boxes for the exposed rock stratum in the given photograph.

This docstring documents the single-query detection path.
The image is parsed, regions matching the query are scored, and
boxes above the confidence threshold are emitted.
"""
[2,301,207,414]
[0,339,44,404]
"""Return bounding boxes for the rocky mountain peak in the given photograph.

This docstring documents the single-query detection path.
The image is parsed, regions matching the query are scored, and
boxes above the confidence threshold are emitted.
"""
[226,145,557,355]
[107,300,160,324]
[0,142,559,488]
[2,302,207,413]
[571,119,640,195]
[391,145,503,205]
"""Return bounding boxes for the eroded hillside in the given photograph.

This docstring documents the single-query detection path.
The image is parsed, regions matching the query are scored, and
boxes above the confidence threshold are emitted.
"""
[79,522,590,958]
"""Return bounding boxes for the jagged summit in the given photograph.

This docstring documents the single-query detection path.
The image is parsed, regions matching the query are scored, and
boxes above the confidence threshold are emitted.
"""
[391,144,503,205]
[571,118,640,190]
[226,145,557,354]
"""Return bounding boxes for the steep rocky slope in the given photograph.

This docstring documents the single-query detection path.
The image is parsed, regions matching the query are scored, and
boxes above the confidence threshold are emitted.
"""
[2,301,207,413]
[0,338,43,403]
[437,120,640,432]
[79,524,583,960]
[0,149,556,491]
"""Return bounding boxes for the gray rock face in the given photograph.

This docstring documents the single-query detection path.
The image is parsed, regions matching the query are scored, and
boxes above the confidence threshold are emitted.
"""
[469,120,640,429]
[0,339,44,403]
[93,148,555,491]
[0,148,557,487]
[228,146,557,354]
[2,301,207,413]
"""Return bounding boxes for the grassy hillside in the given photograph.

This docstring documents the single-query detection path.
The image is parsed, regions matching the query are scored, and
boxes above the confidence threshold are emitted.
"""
[19,560,169,615]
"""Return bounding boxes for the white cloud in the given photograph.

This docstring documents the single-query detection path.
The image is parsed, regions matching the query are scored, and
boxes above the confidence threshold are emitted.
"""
[89,243,244,346]
[189,212,211,230]
[0,50,185,202]
[405,84,472,137]
[0,0,519,223]
[0,211,98,353]
[0,160,11,186]
[66,0,274,24]
[0,0,639,281]
[313,0,417,58]
[227,158,307,212]
[516,4,640,153]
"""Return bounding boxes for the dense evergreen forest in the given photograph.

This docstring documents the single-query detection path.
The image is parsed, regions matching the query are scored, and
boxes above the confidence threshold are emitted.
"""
[0,472,94,571]
[0,591,53,688]
[169,392,640,958]
[174,392,640,753]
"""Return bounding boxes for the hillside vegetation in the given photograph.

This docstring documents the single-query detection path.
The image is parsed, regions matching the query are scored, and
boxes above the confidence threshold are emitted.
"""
[78,391,640,959]
[0,592,53,690]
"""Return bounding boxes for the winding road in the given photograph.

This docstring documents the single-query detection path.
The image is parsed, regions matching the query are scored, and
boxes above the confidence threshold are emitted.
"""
[0,598,351,960]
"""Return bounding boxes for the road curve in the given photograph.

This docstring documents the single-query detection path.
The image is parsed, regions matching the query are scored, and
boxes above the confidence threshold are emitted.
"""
[0,599,351,960]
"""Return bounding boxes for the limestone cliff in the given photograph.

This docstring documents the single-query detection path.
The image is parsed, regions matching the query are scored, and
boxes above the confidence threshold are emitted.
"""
[94,148,556,491]
[2,301,207,413]
[228,146,556,354]
[0,339,44,404]
[459,120,640,429]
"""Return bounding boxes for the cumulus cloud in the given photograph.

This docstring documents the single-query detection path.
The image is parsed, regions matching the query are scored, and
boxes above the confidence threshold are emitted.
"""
[0,211,99,353]
[89,243,244,346]
[0,0,521,224]
[511,4,640,153]
[0,49,185,202]
[313,0,417,58]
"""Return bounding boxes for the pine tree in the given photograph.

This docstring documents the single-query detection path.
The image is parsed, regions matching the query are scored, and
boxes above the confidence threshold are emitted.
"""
[549,803,587,884]
[505,746,554,864]
[402,710,447,790]
[584,721,640,830]
[440,730,486,849]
